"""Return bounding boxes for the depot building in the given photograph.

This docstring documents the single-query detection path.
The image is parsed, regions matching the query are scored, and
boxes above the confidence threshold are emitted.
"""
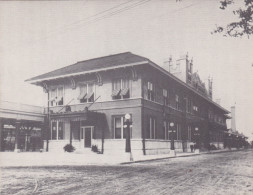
[25,52,230,155]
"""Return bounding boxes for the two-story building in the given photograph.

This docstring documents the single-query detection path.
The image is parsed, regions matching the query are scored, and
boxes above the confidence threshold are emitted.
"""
[26,52,229,155]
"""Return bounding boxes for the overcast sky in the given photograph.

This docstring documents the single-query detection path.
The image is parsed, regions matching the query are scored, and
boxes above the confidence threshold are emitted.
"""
[0,0,252,139]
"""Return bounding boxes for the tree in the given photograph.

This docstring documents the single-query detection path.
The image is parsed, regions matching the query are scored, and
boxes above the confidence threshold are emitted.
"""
[212,0,253,38]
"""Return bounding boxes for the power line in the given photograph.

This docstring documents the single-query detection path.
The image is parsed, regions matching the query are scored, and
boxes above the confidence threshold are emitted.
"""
[61,0,152,34]
[38,0,136,40]
[17,0,150,48]
[1,0,144,52]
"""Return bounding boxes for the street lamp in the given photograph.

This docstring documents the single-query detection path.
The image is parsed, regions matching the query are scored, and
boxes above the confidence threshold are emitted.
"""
[124,113,132,154]
[169,122,175,150]
[194,127,200,149]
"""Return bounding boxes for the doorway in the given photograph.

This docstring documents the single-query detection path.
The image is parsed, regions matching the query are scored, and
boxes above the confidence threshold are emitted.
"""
[80,126,93,148]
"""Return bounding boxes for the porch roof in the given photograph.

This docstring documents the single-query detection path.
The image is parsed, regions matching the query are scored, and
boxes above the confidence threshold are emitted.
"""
[50,109,105,123]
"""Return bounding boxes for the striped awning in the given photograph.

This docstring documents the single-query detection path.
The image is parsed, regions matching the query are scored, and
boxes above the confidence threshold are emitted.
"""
[120,88,129,96]
[77,91,87,100]
[86,92,94,99]
[111,88,121,97]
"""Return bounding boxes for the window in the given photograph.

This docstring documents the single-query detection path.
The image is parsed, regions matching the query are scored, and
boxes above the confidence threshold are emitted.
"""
[176,124,181,140]
[50,86,64,106]
[175,95,179,110]
[51,121,57,140]
[112,78,130,99]
[78,83,94,103]
[187,99,192,113]
[193,105,198,112]
[114,117,122,139]
[146,117,156,139]
[147,82,155,101]
[113,116,132,139]
[163,89,169,106]
[188,126,192,141]
[168,122,172,140]
[51,121,64,140]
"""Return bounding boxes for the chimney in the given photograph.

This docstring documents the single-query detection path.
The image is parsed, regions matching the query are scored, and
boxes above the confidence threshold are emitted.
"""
[231,106,236,132]
[163,56,173,72]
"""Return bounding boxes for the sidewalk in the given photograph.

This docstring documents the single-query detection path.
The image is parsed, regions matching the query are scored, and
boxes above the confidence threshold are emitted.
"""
[0,149,244,167]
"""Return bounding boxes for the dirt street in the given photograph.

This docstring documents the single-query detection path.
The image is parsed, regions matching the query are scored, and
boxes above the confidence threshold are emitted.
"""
[1,150,252,195]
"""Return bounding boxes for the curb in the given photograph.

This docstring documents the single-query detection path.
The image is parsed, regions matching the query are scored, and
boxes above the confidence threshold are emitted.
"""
[120,153,200,165]
[120,149,248,165]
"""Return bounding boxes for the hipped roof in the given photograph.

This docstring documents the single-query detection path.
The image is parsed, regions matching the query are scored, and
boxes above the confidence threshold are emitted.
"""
[26,52,148,82]
[26,52,229,113]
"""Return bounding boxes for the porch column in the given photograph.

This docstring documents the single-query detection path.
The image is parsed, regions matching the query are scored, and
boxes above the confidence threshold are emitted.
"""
[14,120,21,152]
[0,118,4,151]
[70,126,73,145]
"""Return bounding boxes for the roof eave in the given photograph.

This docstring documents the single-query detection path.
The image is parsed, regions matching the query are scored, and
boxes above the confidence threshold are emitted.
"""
[26,60,149,85]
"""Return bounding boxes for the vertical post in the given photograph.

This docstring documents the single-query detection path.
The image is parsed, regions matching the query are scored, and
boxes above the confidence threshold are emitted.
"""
[46,91,50,152]
[170,122,175,150]
[70,125,73,146]
[14,120,21,152]
[183,98,187,152]
[69,121,73,146]
[125,120,131,153]
[124,113,133,161]
[0,118,3,151]
[171,129,175,150]
[141,103,146,155]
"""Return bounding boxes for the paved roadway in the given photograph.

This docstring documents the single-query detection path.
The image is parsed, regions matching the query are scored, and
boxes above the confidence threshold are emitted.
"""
[0,150,252,195]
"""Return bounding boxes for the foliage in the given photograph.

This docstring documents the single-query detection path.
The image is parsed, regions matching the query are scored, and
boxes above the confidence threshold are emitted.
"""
[63,144,75,152]
[213,0,253,38]
[91,145,98,153]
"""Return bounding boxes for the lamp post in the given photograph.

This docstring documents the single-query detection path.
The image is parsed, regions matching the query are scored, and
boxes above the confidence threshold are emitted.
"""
[194,127,200,149]
[228,134,231,149]
[169,122,175,150]
[124,113,132,154]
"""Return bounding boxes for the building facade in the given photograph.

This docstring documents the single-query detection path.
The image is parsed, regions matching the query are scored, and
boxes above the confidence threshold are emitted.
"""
[0,101,45,152]
[26,52,230,155]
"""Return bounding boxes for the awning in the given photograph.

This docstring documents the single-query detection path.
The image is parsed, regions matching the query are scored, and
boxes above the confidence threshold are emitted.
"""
[120,88,129,96]
[56,96,63,103]
[86,92,94,99]
[50,109,106,126]
[77,91,87,100]
[49,96,57,102]
[111,88,121,97]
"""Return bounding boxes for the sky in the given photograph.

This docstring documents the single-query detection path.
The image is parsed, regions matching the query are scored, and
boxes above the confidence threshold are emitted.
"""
[0,0,252,139]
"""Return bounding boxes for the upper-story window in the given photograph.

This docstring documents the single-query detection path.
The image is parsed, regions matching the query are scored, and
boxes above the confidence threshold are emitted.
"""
[50,86,64,106]
[77,83,94,103]
[147,81,155,101]
[163,89,169,106]
[186,98,192,113]
[112,78,130,100]
[193,105,198,112]
[175,95,179,110]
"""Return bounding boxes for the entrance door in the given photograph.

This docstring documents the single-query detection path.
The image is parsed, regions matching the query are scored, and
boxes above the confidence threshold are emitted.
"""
[182,140,187,152]
[81,126,93,148]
